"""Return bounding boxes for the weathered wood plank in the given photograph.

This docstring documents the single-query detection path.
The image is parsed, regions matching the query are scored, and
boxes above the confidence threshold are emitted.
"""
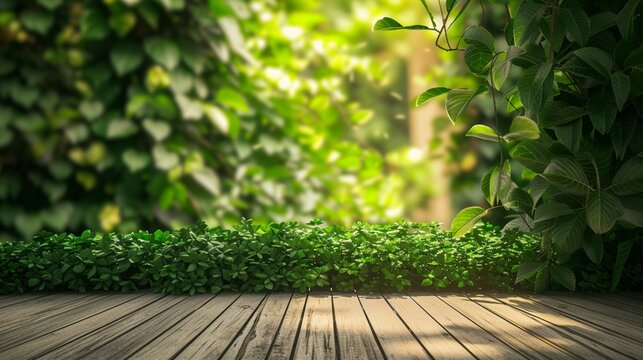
[359,294,428,360]
[267,292,307,359]
[553,294,643,324]
[333,293,384,360]
[175,293,266,359]
[494,294,642,359]
[0,293,49,309]
[467,294,624,359]
[88,295,214,360]
[411,293,526,360]
[0,293,137,350]
[131,293,240,359]
[591,294,643,316]
[0,293,93,332]
[0,293,161,359]
[221,293,292,360]
[38,295,184,359]
[527,295,643,342]
[384,294,473,360]
[292,292,336,360]
[441,295,563,359]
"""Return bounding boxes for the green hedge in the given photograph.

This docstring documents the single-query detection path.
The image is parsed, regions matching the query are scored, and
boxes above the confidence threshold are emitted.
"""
[0,220,539,294]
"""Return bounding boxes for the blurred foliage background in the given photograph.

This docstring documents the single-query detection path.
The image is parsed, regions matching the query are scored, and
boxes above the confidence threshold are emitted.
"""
[0,0,490,240]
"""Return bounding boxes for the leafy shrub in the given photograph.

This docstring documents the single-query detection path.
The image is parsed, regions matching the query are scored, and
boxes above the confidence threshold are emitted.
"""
[376,0,643,291]
[0,220,539,294]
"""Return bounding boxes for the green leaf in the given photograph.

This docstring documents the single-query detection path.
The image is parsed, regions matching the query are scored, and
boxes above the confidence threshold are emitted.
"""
[107,119,138,138]
[611,72,630,111]
[510,141,551,173]
[80,9,109,40]
[481,167,494,205]
[504,116,540,141]
[111,42,144,76]
[559,7,590,46]
[513,3,546,45]
[466,124,498,142]
[10,83,40,109]
[518,62,553,112]
[617,0,641,41]
[586,191,624,234]
[415,87,450,106]
[109,11,137,38]
[543,157,592,194]
[464,42,495,77]
[587,94,617,134]
[153,144,179,170]
[492,47,524,90]
[421,278,433,287]
[539,101,585,128]
[611,114,637,159]
[216,87,249,113]
[609,153,643,195]
[551,212,586,253]
[191,168,220,196]
[551,266,576,291]
[583,232,604,264]
[372,17,429,31]
[574,47,613,80]
[203,105,229,134]
[462,26,495,50]
[611,235,637,292]
[143,119,171,142]
[445,86,487,124]
[515,262,543,283]
[621,196,643,227]
[159,0,185,10]
[38,0,63,10]
[28,278,40,287]
[79,100,104,121]
[145,37,180,69]
[15,212,42,240]
[73,264,86,273]
[554,119,582,154]
[122,150,151,173]
[590,12,617,35]
[20,9,54,35]
[502,186,534,214]
[450,206,488,238]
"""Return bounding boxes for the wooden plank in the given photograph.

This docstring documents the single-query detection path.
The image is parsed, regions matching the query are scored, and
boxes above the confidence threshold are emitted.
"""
[0,293,136,350]
[493,294,642,359]
[411,293,526,360]
[0,293,161,359]
[441,295,564,359]
[175,293,266,359]
[333,293,384,360]
[88,295,214,360]
[291,292,336,360]
[527,295,643,342]
[221,293,292,360]
[0,293,49,308]
[131,293,240,359]
[591,294,643,315]
[0,293,94,332]
[551,294,643,327]
[468,294,624,359]
[384,294,473,360]
[39,295,185,359]
[359,294,428,360]
[267,292,307,359]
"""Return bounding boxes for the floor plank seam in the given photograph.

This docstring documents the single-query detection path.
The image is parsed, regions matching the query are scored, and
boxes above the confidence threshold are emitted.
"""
[381,293,435,360]
[263,292,294,360]
[330,289,342,360]
[355,292,389,360]
[217,293,269,360]
[287,291,309,360]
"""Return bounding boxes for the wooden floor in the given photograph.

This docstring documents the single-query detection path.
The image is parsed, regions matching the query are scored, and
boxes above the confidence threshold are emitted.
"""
[0,292,641,359]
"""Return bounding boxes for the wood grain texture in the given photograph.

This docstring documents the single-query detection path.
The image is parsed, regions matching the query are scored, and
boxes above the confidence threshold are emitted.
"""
[175,293,266,359]
[267,292,307,359]
[221,293,292,360]
[292,292,336,360]
[549,294,643,327]
[333,293,384,360]
[132,293,240,359]
[359,294,428,360]
[0,293,94,333]
[0,293,49,309]
[590,294,643,316]
[411,293,526,360]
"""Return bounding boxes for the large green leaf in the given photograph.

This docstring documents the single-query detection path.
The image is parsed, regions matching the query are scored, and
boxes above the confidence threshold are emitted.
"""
[539,101,585,128]
[122,150,151,173]
[574,47,613,80]
[586,191,624,234]
[152,144,179,170]
[111,42,144,76]
[145,37,180,69]
[551,265,576,291]
[513,3,547,45]
[559,7,590,46]
[373,17,429,31]
[80,9,109,40]
[515,262,544,283]
[191,168,221,196]
[143,119,171,142]
[617,0,641,41]
[609,152,643,195]
[543,157,592,194]
[450,206,488,238]
[492,46,525,90]
[510,141,551,173]
[462,26,495,50]
[20,9,54,35]
[518,61,552,112]
[620,196,643,227]
[611,114,637,159]
[582,232,604,264]
[611,235,637,292]
[466,124,498,142]
[551,212,586,253]
[504,116,540,141]
[587,94,617,134]
[590,12,617,35]
[445,86,487,124]
[611,72,630,111]
[464,42,495,77]
[416,87,450,106]
[554,119,582,154]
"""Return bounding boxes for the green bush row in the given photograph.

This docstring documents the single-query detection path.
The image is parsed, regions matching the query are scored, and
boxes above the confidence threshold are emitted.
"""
[0,220,539,294]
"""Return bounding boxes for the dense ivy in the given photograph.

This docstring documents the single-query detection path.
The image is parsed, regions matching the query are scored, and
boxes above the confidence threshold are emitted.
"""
[0,221,539,294]
[0,0,406,241]
[377,0,643,291]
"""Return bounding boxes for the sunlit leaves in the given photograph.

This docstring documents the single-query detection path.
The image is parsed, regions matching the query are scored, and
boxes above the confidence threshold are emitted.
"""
[451,206,488,238]
[415,87,450,106]
[445,85,487,123]
[586,191,624,234]
[145,37,180,70]
[463,26,495,77]
[373,17,429,31]
[466,124,498,142]
[504,116,539,141]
